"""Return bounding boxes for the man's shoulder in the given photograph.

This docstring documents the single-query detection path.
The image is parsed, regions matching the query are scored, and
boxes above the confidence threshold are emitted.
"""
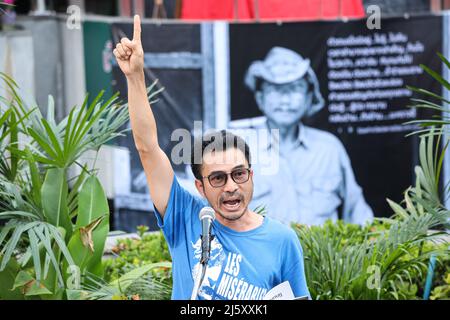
[171,175,207,208]
[264,217,299,241]
[304,125,343,148]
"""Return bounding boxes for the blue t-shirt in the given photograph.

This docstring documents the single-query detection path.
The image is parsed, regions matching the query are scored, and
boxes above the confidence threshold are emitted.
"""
[154,176,311,300]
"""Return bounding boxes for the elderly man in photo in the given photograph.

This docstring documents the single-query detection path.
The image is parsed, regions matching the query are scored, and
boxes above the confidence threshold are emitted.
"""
[229,46,374,226]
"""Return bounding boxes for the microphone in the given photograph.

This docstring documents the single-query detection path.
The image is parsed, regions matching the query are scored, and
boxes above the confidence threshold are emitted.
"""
[199,207,215,265]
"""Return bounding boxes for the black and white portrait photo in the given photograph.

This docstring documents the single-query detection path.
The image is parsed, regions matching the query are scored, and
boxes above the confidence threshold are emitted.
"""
[227,17,441,225]
[229,46,373,225]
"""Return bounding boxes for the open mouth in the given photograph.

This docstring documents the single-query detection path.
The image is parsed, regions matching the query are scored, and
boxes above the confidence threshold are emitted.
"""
[222,199,242,211]
[275,109,296,113]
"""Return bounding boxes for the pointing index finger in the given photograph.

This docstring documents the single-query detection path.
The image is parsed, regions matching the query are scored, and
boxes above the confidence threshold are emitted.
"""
[133,15,141,42]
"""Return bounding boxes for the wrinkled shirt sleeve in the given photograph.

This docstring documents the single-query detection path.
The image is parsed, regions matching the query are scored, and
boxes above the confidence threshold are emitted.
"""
[282,230,311,299]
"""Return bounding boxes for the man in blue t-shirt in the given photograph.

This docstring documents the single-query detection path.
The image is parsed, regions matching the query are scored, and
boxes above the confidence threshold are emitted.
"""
[113,15,310,300]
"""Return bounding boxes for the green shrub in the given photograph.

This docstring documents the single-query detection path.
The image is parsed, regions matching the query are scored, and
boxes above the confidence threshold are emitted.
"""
[293,219,449,300]
[102,221,448,300]
[103,231,172,290]
[430,261,450,300]
[0,72,130,300]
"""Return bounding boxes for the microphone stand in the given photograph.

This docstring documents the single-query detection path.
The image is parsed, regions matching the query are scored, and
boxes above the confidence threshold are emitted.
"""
[190,262,207,300]
[190,234,215,300]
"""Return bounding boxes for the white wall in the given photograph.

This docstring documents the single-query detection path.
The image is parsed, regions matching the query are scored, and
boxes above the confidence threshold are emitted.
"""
[0,30,35,101]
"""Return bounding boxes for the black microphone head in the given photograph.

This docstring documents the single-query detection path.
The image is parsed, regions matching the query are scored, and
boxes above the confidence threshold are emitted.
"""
[199,207,216,221]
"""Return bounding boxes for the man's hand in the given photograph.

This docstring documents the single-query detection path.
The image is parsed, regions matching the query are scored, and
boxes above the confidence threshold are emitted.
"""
[113,15,144,78]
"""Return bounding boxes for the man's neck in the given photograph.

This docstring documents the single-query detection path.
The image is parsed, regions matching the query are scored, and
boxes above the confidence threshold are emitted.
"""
[267,120,300,153]
[267,121,299,141]
[216,209,264,232]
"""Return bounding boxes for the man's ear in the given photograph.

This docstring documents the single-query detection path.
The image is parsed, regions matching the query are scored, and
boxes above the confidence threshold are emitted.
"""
[195,179,206,198]
[249,168,254,183]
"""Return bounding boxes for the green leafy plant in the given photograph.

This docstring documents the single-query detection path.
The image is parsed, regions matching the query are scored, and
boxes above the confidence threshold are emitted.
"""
[67,262,172,300]
[103,231,171,284]
[430,268,450,300]
[0,72,161,299]
[90,229,173,300]
[136,225,149,238]
[103,218,446,300]
[294,218,447,300]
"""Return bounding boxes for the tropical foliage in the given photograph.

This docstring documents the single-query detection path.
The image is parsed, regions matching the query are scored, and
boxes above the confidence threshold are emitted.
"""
[67,261,172,300]
[0,72,161,299]
[101,219,448,300]
[104,229,171,284]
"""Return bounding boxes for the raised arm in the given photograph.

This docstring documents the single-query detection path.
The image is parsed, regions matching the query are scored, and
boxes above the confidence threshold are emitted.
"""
[113,15,174,217]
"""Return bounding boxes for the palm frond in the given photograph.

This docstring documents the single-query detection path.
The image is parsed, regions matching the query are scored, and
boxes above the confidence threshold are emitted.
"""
[69,262,172,300]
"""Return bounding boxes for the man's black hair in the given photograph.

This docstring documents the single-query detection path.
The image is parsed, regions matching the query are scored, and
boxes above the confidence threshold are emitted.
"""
[191,130,252,180]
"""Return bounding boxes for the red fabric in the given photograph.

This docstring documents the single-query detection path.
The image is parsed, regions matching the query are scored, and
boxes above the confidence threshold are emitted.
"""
[181,0,365,21]
[258,0,365,20]
[181,0,254,20]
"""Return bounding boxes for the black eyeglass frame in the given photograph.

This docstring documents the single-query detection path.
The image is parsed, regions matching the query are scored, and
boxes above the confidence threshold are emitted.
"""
[201,167,252,188]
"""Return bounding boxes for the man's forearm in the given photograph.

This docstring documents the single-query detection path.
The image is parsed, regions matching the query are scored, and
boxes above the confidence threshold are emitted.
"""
[127,72,159,153]
[113,15,175,216]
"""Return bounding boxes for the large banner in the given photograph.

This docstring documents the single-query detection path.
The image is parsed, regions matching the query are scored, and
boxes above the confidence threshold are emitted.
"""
[228,15,442,224]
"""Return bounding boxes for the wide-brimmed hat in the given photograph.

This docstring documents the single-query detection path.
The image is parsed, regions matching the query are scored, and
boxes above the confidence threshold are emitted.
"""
[245,46,325,117]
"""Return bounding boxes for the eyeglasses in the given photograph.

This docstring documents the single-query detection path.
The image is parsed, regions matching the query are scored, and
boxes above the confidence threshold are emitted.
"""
[202,168,251,188]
